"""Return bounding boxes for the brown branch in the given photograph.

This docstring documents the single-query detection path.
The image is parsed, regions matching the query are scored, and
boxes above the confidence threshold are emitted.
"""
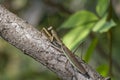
[0,5,110,80]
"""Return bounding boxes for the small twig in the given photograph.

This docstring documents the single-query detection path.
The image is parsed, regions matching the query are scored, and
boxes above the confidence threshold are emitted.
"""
[106,0,113,76]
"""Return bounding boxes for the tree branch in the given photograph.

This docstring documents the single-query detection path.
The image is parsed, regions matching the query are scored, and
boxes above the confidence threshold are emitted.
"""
[0,5,109,80]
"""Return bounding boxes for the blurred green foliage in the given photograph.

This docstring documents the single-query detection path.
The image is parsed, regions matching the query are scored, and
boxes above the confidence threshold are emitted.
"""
[96,0,109,17]
[0,0,120,80]
[61,10,98,49]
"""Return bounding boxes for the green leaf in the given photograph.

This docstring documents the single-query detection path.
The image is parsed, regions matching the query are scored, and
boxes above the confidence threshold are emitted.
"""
[93,15,116,33]
[93,15,107,32]
[62,23,95,49]
[96,0,109,17]
[60,10,98,28]
[96,64,109,76]
[99,19,116,33]
[84,38,98,62]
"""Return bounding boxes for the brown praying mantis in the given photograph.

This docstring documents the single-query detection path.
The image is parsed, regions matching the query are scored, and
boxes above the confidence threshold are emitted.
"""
[42,26,90,78]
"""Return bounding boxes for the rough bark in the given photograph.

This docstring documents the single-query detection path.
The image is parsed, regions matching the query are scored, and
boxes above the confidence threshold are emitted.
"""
[0,5,110,80]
